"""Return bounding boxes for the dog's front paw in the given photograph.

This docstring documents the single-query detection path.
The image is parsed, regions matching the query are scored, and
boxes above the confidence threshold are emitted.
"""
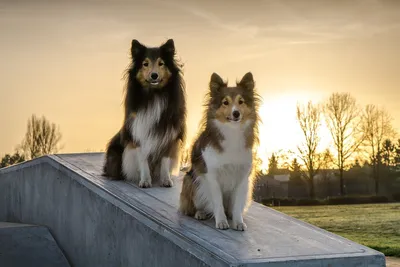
[216,220,230,230]
[232,221,247,231]
[194,210,207,220]
[139,180,152,188]
[161,177,174,187]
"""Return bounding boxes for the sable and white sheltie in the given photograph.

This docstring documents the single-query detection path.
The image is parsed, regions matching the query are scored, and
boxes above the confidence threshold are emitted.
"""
[179,72,260,231]
[103,39,186,188]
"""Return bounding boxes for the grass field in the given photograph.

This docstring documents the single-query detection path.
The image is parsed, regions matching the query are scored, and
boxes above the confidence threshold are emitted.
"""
[272,203,400,257]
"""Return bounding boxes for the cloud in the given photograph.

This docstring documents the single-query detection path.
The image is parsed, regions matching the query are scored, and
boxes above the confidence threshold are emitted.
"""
[154,1,261,39]
[182,0,400,43]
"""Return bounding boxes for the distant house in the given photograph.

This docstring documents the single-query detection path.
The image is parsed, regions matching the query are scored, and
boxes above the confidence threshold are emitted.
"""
[274,174,290,183]
[254,169,338,200]
[253,170,290,201]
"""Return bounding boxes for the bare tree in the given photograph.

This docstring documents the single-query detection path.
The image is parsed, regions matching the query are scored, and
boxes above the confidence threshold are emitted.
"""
[324,93,363,195]
[20,114,63,159]
[360,105,395,194]
[296,101,322,198]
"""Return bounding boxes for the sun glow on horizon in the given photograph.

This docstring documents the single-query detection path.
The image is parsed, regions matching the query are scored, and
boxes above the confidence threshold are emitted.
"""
[256,91,333,172]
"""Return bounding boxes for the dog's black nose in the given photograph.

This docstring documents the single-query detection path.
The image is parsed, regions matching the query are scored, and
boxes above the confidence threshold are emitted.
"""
[232,110,240,119]
[151,73,159,80]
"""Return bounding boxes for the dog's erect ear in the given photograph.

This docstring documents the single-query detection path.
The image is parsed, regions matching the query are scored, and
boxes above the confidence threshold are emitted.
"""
[238,72,254,91]
[210,72,225,93]
[131,39,146,58]
[160,39,175,55]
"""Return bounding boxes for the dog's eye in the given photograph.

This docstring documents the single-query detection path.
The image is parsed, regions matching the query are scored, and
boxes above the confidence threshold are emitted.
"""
[223,100,229,106]
[238,99,244,105]
[158,62,164,66]
[143,62,149,67]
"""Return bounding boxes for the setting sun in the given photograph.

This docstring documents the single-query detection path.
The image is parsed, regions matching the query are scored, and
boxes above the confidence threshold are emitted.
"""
[257,91,334,170]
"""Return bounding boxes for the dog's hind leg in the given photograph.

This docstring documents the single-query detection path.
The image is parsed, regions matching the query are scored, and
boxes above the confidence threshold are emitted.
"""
[179,172,197,216]
[103,132,124,180]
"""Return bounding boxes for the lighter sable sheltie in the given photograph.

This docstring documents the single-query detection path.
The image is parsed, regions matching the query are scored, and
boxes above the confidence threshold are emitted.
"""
[179,72,260,231]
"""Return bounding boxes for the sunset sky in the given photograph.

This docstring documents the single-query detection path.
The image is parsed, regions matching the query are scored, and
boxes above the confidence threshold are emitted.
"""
[1,0,399,165]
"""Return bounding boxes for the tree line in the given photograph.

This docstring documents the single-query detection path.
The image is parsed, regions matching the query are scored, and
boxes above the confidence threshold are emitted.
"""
[3,93,399,200]
[266,92,399,198]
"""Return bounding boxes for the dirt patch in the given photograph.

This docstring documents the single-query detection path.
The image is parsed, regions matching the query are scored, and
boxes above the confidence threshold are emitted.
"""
[387,257,400,267]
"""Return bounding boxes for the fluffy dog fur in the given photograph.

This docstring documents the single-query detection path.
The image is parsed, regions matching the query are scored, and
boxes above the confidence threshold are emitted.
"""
[103,39,186,188]
[179,72,260,231]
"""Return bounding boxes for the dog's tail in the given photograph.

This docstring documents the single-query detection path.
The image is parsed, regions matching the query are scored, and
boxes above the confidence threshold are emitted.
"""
[103,131,124,180]
[179,170,197,216]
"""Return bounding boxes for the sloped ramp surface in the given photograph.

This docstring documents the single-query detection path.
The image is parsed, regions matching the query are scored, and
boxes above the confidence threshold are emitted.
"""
[0,222,70,267]
[0,153,386,267]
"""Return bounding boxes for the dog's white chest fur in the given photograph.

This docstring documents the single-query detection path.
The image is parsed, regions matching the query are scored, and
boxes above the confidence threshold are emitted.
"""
[130,97,177,158]
[203,120,253,179]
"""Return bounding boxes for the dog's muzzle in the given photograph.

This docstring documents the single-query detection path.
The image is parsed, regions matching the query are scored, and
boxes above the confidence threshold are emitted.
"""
[227,110,241,122]
[147,72,162,86]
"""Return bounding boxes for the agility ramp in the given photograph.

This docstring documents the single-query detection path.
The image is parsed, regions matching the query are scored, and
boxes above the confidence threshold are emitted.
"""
[0,222,70,267]
[0,153,385,267]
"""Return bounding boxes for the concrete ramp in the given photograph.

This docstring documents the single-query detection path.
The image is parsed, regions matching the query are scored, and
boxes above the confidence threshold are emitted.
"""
[0,222,70,267]
[0,153,386,266]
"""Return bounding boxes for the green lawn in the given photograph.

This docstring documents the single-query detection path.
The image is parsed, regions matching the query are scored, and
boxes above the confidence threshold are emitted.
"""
[272,203,400,257]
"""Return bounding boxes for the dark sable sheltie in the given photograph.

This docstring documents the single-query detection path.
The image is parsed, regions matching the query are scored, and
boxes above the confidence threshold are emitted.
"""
[103,39,186,188]
[179,72,260,231]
